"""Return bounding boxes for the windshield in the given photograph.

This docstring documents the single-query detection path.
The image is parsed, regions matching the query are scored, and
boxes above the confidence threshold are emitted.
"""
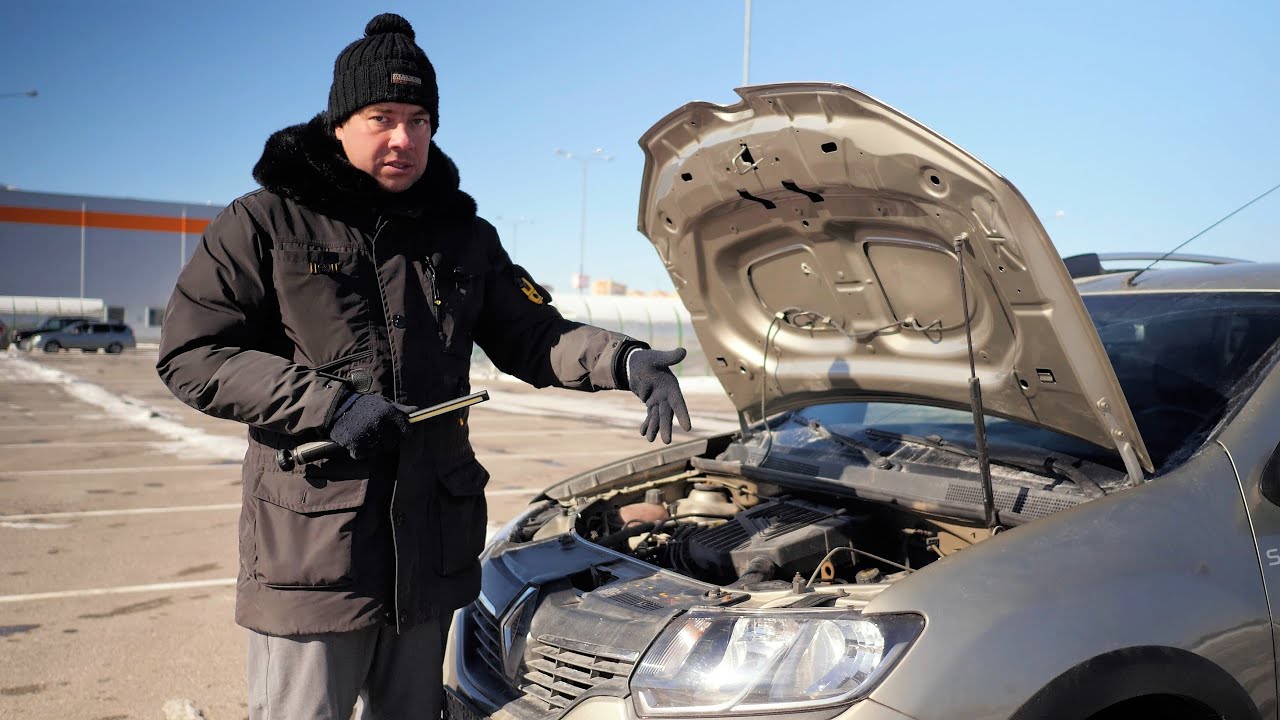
[1086,291,1280,466]
[770,291,1280,474]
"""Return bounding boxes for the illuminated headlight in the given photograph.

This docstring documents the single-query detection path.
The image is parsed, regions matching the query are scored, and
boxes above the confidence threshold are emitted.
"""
[630,608,923,715]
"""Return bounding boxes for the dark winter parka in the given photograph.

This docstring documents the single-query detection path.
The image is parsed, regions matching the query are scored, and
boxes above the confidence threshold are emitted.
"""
[157,114,641,635]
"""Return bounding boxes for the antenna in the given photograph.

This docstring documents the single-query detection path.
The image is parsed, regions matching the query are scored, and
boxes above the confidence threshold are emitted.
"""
[1127,180,1280,286]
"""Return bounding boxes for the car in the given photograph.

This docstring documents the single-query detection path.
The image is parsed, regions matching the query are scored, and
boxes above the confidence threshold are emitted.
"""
[443,83,1280,720]
[13,315,97,349]
[28,321,135,354]
[0,317,7,348]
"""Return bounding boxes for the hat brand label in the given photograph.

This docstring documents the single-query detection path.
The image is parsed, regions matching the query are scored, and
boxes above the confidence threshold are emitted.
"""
[391,73,422,86]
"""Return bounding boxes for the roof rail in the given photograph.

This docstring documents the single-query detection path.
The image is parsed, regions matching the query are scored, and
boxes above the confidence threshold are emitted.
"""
[1062,253,1251,279]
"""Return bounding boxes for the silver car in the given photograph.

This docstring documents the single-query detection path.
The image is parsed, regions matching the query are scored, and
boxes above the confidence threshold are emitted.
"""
[29,321,136,354]
[444,84,1280,720]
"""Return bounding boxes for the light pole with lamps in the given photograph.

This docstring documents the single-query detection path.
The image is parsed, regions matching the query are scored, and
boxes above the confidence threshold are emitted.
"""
[555,147,612,293]
[494,215,533,264]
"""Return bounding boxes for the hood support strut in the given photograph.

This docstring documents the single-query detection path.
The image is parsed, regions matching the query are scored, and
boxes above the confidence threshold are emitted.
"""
[956,235,1000,529]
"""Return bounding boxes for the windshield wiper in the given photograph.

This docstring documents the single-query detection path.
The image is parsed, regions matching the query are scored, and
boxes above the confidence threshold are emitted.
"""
[863,428,1106,498]
[793,414,893,470]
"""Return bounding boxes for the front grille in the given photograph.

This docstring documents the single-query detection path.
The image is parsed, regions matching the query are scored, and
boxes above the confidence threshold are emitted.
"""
[468,601,507,683]
[521,636,636,711]
[466,603,637,715]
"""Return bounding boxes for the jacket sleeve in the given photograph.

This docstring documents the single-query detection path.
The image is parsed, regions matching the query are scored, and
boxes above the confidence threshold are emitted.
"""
[472,221,644,391]
[156,198,347,435]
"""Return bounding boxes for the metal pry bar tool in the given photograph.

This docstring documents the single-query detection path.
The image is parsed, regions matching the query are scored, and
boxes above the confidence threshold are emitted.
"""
[275,390,490,470]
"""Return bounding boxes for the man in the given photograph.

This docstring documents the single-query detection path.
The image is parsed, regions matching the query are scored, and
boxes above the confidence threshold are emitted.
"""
[157,13,690,719]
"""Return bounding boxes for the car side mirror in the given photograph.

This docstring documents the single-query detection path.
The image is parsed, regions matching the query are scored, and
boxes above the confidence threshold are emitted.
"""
[1260,443,1280,506]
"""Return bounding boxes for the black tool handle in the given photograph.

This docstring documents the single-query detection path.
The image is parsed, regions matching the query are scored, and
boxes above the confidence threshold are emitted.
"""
[276,441,345,471]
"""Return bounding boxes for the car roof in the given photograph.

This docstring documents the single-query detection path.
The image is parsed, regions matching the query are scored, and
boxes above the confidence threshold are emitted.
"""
[1073,261,1280,294]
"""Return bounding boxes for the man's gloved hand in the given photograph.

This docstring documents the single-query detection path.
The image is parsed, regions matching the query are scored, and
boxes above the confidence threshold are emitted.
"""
[327,392,415,460]
[628,348,692,444]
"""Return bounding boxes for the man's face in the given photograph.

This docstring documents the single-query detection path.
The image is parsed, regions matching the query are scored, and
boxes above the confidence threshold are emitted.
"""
[334,102,432,192]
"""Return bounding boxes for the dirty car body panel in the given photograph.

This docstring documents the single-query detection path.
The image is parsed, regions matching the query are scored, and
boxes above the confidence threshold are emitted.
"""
[444,84,1280,720]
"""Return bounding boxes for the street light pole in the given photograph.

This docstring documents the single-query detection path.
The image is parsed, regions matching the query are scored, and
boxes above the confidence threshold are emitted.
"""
[743,0,752,86]
[495,215,533,263]
[555,147,612,293]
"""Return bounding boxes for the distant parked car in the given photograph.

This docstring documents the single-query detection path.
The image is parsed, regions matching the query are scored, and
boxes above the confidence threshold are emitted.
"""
[13,316,97,348]
[29,321,135,354]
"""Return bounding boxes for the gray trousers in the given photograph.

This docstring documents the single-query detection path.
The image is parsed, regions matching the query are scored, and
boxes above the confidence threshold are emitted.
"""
[247,617,448,720]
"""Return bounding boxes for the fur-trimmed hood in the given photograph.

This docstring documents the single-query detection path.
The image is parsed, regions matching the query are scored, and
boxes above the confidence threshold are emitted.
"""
[252,113,476,221]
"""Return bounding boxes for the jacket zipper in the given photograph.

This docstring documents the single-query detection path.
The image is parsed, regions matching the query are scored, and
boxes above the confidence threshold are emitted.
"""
[370,214,406,631]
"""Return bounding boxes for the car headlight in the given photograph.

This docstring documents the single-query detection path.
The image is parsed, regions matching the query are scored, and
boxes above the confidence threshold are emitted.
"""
[630,607,923,716]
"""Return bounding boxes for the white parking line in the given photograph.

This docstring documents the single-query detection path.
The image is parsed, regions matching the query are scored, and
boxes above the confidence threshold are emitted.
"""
[0,496,537,522]
[1,411,107,416]
[0,578,237,604]
[485,488,542,497]
[0,441,177,449]
[0,425,100,431]
[478,428,631,437]
[0,504,241,521]
[475,449,649,460]
[2,464,235,477]
[0,523,504,604]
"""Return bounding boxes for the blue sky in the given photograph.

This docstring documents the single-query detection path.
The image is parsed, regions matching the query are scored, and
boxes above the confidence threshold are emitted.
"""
[1,0,1277,293]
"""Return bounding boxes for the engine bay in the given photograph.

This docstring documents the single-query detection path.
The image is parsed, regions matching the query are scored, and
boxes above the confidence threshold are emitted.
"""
[511,464,996,601]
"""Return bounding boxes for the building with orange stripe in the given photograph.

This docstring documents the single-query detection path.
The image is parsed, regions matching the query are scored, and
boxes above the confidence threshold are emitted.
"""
[0,187,223,341]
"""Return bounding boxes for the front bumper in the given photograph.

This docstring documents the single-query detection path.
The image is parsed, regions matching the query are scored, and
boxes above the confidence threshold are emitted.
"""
[443,684,919,720]
[444,604,921,720]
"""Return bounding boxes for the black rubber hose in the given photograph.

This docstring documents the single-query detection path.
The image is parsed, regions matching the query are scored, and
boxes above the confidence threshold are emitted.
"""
[597,521,658,549]
[728,556,779,588]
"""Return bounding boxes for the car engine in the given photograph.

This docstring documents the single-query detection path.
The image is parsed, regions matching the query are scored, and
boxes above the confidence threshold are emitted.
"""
[519,469,985,593]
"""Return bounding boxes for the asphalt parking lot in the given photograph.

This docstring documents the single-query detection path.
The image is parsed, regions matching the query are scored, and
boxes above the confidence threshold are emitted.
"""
[0,347,737,720]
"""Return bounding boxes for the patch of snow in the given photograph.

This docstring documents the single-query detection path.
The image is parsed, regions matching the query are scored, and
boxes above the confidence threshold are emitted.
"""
[0,350,245,462]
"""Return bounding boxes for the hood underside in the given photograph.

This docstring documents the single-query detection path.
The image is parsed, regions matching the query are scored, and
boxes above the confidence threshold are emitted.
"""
[637,83,1152,475]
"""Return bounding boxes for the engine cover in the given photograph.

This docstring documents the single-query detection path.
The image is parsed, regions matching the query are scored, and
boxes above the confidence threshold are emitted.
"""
[673,496,864,584]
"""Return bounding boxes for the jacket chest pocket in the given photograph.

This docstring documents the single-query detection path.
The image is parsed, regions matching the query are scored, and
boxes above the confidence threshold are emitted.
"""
[252,471,368,588]
[434,458,489,577]
[272,246,371,336]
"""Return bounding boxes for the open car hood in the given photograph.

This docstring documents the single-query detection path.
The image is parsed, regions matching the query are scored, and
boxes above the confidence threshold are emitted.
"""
[637,83,1152,477]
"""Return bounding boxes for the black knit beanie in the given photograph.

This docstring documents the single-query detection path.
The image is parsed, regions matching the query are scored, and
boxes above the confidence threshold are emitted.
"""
[328,13,439,131]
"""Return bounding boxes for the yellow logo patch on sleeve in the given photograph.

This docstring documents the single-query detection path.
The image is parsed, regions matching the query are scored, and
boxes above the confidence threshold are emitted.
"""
[519,277,544,304]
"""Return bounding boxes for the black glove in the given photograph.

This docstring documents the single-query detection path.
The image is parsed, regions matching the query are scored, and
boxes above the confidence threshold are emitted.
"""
[628,348,692,444]
[327,392,415,460]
